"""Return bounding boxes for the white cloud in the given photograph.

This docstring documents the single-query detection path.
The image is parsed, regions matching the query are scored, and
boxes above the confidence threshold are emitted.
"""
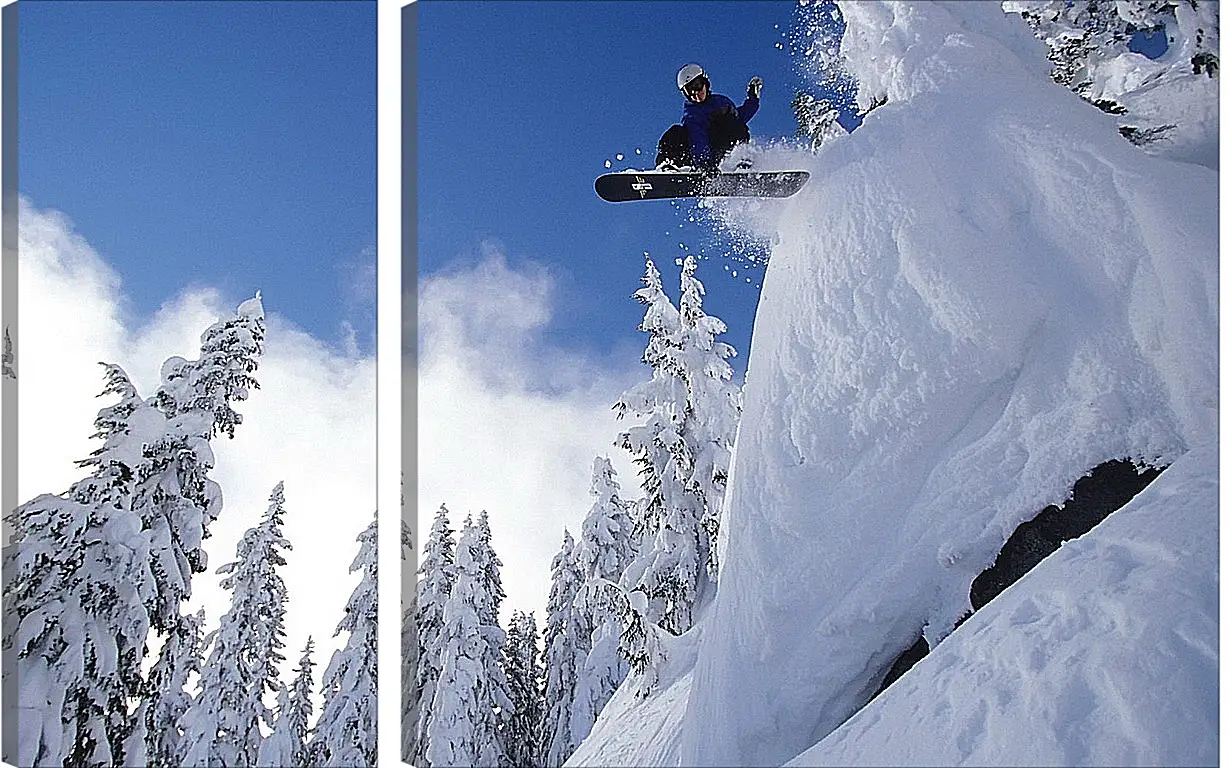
[338,243,378,356]
[9,197,376,693]
[416,247,642,622]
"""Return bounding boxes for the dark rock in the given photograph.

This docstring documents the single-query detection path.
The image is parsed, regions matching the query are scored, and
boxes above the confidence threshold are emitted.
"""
[970,459,1164,610]
[868,459,1163,704]
[871,634,929,701]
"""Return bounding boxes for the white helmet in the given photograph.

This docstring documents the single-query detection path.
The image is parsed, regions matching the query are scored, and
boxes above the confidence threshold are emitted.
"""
[676,63,706,92]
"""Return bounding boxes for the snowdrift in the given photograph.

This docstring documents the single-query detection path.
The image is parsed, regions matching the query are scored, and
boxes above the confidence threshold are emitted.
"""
[572,2,1217,766]
[788,444,1218,767]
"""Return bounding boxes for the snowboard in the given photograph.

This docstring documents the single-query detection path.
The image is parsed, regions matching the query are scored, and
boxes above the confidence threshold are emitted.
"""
[595,169,810,203]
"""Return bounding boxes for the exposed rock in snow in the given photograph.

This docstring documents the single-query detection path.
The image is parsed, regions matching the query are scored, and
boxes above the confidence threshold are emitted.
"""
[789,445,1218,767]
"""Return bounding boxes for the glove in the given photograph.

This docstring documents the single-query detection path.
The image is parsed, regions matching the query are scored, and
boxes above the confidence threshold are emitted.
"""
[747,76,763,99]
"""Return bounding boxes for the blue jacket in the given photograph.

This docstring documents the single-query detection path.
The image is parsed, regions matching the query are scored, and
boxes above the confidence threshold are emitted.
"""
[682,92,759,166]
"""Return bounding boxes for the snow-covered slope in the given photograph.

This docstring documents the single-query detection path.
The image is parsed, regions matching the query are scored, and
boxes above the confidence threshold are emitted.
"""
[788,443,1218,767]
[567,628,700,767]
[571,2,1217,766]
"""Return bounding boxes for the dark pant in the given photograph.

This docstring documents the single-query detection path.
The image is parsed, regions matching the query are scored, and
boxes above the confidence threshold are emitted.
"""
[708,111,750,165]
[656,114,750,170]
[656,124,692,168]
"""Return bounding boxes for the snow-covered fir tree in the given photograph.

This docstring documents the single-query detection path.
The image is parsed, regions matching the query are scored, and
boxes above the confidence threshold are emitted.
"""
[139,294,267,635]
[410,504,457,766]
[570,457,636,744]
[3,365,151,767]
[615,256,741,636]
[256,637,315,768]
[311,514,378,768]
[3,296,264,768]
[540,530,587,767]
[425,515,513,768]
[255,685,297,768]
[615,257,685,546]
[605,580,667,699]
[616,256,701,638]
[473,510,506,627]
[179,481,293,767]
[793,91,847,150]
[401,521,419,764]
[675,253,741,581]
[402,595,419,764]
[3,326,14,379]
[501,610,544,768]
[127,609,206,768]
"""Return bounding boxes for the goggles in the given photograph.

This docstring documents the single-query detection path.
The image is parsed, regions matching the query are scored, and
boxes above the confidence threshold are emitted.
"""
[683,77,707,96]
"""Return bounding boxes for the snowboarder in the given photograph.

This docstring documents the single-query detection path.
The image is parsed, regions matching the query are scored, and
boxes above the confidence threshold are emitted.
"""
[656,63,761,172]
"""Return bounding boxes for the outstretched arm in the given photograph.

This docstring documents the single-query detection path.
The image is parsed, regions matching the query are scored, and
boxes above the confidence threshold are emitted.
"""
[739,76,762,123]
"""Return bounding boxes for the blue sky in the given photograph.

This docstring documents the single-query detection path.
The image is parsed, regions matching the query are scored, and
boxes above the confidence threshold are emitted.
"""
[416,0,847,381]
[19,0,377,353]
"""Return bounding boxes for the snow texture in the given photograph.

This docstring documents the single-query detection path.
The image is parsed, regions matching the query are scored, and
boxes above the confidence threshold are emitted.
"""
[573,2,1217,766]
[789,444,1218,767]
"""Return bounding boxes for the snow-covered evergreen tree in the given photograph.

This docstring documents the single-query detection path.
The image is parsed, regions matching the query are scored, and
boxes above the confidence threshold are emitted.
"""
[615,256,741,636]
[473,510,506,627]
[399,517,417,765]
[128,609,206,768]
[401,519,418,764]
[138,294,267,636]
[425,515,513,768]
[676,254,741,581]
[3,326,14,379]
[793,91,847,150]
[410,504,457,766]
[287,638,317,765]
[255,685,297,768]
[501,610,544,768]
[256,637,315,768]
[256,637,314,768]
[615,258,686,547]
[606,581,667,699]
[574,458,637,607]
[179,481,293,767]
[4,297,265,767]
[3,364,151,767]
[402,596,419,764]
[311,515,378,768]
[616,258,701,635]
[540,530,587,767]
[571,457,635,743]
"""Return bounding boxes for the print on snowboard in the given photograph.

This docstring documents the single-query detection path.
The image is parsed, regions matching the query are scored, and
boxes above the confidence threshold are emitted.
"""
[595,169,810,203]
